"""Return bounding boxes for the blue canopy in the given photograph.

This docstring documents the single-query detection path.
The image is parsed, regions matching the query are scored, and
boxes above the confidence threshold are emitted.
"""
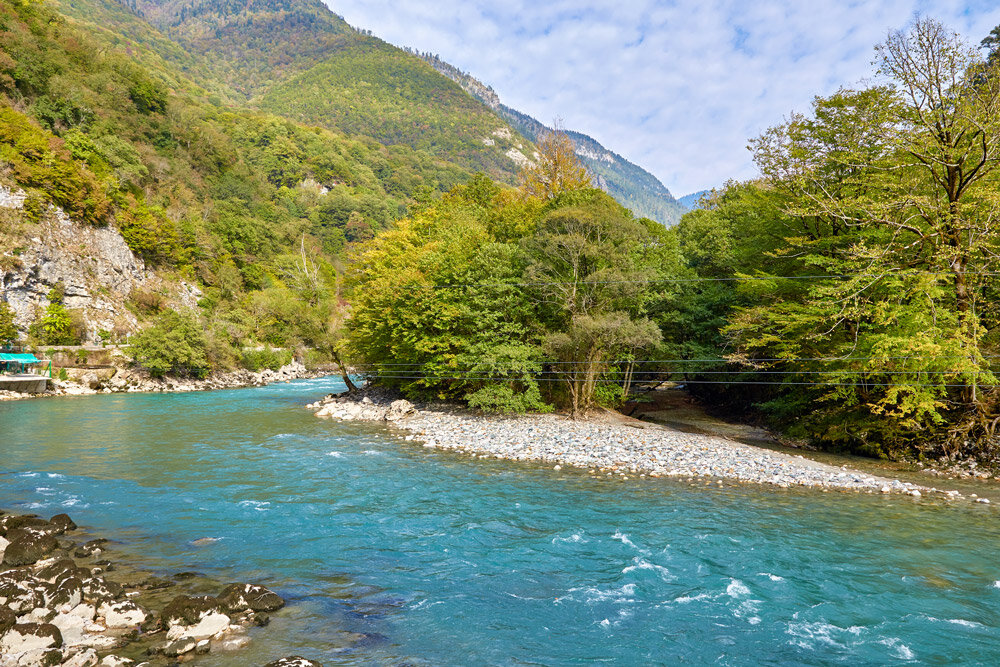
[0,353,42,363]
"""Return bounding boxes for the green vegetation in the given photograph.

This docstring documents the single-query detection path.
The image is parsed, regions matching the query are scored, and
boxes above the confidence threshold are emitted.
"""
[0,301,17,346]
[128,310,210,378]
[29,286,81,346]
[665,18,1000,461]
[347,150,681,414]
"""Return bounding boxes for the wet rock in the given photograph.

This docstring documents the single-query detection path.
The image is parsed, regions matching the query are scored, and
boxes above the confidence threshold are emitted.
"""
[164,610,230,641]
[98,600,148,629]
[80,577,123,604]
[195,638,211,654]
[0,515,50,536]
[2,533,58,567]
[160,595,221,627]
[264,658,324,667]
[61,648,99,667]
[97,656,134,667]
[49,514,77,533]
[216,583,284,613]
[0,622,63,654]
[161,637,198,657]
[73,539,107,559]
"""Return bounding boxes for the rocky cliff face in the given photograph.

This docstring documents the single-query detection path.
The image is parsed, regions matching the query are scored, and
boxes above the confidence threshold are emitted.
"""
[0,184,200,343]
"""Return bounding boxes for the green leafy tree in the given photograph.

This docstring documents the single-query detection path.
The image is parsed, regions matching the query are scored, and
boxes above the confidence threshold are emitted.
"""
[0,302,18,346]
[129,310,210,378]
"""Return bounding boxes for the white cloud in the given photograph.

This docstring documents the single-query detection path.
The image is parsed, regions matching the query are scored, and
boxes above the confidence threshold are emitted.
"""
[325,0,1000,195]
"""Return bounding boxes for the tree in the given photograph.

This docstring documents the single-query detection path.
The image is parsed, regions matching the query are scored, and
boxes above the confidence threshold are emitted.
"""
[0,302,18,346]
[518,130,591,200]
[725,18,1000,457]
[129,310,210,378]
[524,190,678,414]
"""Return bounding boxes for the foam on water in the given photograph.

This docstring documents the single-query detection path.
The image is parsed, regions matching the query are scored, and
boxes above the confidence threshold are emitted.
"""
[237,500,271,512]
[327,451,344,458]
[621,558,673,581]
[552,533,586,544]
[726,579,751,597]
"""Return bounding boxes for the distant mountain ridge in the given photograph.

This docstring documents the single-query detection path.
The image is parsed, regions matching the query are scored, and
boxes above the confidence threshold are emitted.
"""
[678,190,712,211]
[415,52,685,226]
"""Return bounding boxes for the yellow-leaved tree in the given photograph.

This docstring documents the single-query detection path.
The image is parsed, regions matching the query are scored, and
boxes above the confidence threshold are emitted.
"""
[518,130,592,200]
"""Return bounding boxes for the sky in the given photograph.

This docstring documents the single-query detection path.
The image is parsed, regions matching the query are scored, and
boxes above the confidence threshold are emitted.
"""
[325,1,1000,196]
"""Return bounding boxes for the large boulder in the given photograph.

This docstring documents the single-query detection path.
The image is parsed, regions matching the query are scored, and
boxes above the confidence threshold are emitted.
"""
[216,583,284,613]
[159,595,221,627]
[49,514,77,532]
[2,532,58,567]
[0,576,45,613]
[0,622,63,654]
[0,515,50,536]
[98,600,147,629]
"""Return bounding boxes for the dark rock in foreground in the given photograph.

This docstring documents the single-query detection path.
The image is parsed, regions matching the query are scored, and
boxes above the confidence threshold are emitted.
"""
[0,510,290,665]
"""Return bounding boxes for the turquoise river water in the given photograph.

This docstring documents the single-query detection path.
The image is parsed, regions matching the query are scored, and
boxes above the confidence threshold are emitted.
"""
[1,377,1000,665]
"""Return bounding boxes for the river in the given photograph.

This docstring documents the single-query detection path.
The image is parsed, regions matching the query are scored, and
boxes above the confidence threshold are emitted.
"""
[1,377,999,665]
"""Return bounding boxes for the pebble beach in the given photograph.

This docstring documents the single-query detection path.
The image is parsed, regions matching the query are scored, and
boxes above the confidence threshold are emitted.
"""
[307,391,977,500]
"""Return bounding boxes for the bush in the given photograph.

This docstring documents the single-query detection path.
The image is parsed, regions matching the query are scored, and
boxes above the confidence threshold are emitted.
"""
[129,310,210,378]
[240,347,292,372]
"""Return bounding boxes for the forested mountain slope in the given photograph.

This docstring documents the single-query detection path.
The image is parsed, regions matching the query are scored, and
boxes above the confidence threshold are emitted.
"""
[56,0,533,182]
[0,0,478,356]
[418,53,685,226]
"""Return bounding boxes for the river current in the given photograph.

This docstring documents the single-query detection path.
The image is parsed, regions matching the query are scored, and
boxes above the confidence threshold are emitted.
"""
[1,377,999,665]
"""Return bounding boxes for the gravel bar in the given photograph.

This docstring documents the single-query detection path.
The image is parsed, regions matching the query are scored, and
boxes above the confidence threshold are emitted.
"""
[309,392,966,498]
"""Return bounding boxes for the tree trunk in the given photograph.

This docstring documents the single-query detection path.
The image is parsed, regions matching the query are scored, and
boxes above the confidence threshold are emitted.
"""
[330,349,358,393]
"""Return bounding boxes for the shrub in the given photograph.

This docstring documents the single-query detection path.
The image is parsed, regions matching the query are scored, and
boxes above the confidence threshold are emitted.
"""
[240,347,292,372]
[129,310,210,378]
[0,301,17,345]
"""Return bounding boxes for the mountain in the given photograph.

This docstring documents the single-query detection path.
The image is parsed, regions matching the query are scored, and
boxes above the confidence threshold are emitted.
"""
[61,0,533,183]
[416,53,686,226]
[678,190,712,211]
[0,0,516,350]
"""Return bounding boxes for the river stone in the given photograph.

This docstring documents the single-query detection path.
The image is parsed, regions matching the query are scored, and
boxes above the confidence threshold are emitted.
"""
[98,656,134,667]
[161,637,198,657]
[0,622,63,653]
[80,577,123,604]
[61,648,99,667]
[0,604,15,634]
[50,610,89,646]
[0,515,49,536]
[0,577,44,613]
[165,610,230,641]
[98,600,147,629]
[160,595,221,627]
[49,514,77,532]
[48,577,84,609]
[264,658,324,667]
[217,583,285,613]
[74,539,108,559]
[2,533,58,567]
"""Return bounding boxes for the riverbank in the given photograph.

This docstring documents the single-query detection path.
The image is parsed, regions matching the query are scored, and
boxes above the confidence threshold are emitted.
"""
[307,390,976,500]
[0,510,319,666]
[0,362,324,401]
